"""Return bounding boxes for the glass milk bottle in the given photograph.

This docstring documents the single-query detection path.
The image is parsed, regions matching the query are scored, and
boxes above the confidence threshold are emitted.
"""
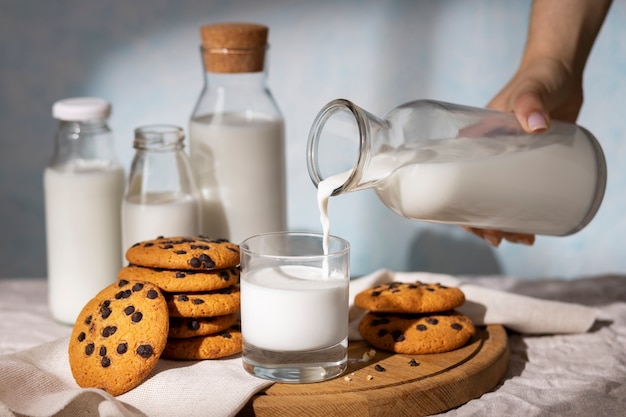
[189,22,286,244]
[308,99,607,236]
[122,125,201,256]
[44,97,125,324]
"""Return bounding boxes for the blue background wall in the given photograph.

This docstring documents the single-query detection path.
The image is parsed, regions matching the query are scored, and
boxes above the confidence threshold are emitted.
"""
[1,0,624,279]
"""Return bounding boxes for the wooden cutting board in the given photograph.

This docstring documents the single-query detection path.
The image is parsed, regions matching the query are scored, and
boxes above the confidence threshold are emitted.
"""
[239,324,508,417]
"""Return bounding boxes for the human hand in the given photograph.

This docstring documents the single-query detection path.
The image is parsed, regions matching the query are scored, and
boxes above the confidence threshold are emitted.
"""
[462,57,583,247]
[487,56,583,133]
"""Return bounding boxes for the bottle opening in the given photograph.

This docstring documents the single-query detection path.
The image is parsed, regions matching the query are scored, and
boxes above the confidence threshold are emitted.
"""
[307,99,366,196]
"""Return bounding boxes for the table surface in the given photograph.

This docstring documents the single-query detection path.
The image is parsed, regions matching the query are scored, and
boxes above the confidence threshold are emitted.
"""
[1,275,625,417]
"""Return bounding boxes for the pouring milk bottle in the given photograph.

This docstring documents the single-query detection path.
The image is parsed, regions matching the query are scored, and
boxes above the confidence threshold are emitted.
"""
[309,99,607,237]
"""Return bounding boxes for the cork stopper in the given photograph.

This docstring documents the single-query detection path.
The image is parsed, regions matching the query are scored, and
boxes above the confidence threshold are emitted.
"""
[200,23,268,73]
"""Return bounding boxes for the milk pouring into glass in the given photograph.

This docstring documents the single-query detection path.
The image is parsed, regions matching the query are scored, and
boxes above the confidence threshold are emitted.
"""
[310,99,607,240]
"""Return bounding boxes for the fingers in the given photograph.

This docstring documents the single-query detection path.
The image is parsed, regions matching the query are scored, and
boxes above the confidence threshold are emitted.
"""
[461,226,535,247]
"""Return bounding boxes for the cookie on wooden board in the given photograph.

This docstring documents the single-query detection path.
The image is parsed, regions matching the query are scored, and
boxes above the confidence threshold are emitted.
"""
[359,311,476,355]
[161,323,242,360]
[354,281,465,313]
[125,236,240,271]
[68,280,169,396]
[118,264,239,293]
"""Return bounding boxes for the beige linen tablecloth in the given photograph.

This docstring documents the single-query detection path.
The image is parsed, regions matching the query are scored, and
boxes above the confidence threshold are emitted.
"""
[0,274,625,416]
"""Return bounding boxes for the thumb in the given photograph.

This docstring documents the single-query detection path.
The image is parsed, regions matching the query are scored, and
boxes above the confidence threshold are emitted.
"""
[513,91,551,133]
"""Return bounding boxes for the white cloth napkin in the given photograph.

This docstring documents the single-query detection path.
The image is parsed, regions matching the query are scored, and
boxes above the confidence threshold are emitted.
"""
[0,270,597,417]
[348,269,597,340]
[0,337,272,417]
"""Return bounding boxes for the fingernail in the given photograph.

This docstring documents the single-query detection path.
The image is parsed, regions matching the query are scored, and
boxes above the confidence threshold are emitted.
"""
[528,112,548,132]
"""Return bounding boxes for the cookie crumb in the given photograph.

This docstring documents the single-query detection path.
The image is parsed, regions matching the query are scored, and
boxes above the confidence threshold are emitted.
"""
[343,375,352,382]
[374,364,386,372]
[366,375,374,381]
[362,349,376,361]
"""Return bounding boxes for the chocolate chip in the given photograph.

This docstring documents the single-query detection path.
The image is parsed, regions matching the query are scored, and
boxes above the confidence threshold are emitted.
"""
[175,271,186,279]
[101,357,111,368]
[116,290,132,299]
[100,304,112,319]
[220,331,232,339]
[85,315,92,325]
[374,364,386,372]
[377,329,388,337]
[192,298,205,305]
[144,242,154,247]
[426,317,439,325]
[190,244,210,250]
[199,254,215,268]
[136,345,153,358]
[99,346,107,356]
[102,326,117,337]
[408,358,420,367]
[118,280,129,287]
[117,343,128,354]
[188,320,200,331]
[219,271,230,281]
[416,324,428,331]
[426,287,435,292]
[162,244,174,249]
[131,312,143,323]
[174,250,187,255]
[124,305,135,315]
[77,332,86,342]
[177,295,189,302]
[189,257,201,268]
[371,317,390,326]
[85,343,95,355]
[132,283,144,292]
[451,323,463,331]
[146,289,158,299]
[371,291,381,297]
[391,330,405,342]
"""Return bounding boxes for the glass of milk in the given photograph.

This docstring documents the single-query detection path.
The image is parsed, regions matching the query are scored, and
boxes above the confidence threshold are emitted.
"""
[240,232,350,383]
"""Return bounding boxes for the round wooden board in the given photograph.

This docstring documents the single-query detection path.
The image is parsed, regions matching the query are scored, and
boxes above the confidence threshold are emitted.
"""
[239,324,509,417]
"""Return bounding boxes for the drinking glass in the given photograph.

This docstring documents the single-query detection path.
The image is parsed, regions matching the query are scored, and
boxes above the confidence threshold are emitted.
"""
[240,232,350,383]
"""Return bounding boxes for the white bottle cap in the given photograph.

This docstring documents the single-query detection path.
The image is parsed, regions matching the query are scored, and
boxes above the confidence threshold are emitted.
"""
[52,97,111,121]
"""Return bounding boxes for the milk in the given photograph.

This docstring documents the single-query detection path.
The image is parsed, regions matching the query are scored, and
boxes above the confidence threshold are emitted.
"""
[44,162,125,324]
[240,265,349,351]
[318,130,600,236]
[122,192,201,254]
[189,113,286,243]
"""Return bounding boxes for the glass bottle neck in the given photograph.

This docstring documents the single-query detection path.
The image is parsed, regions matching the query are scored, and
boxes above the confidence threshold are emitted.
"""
[51,119,115,167]
[307,99,390,196]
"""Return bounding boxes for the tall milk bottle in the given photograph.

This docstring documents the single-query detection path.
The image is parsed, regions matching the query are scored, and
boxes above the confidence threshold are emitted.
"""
[44,97,125,324]
[189,23,286,243]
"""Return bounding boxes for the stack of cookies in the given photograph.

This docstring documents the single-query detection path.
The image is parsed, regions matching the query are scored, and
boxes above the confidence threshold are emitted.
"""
[118,236,243,361]
[355,281,476,355]
[67,236,244,396]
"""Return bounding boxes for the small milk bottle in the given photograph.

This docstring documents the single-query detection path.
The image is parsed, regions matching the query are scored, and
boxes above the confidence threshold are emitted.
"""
[44,97,125,324]
[189,22,286,244]
[308,99,607,236]
[122,125,202,255]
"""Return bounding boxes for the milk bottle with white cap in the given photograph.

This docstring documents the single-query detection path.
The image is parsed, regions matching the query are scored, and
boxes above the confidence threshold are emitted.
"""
[44,97,125,324]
